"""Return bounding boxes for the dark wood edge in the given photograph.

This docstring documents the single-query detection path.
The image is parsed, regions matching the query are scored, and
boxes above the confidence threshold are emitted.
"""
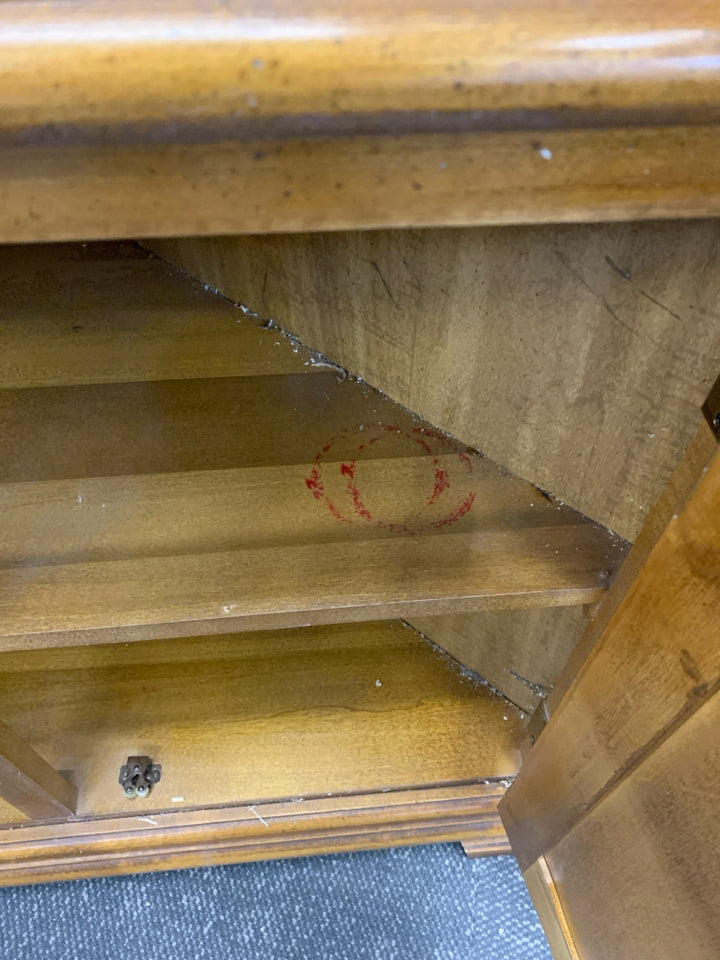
[0,720,77,820]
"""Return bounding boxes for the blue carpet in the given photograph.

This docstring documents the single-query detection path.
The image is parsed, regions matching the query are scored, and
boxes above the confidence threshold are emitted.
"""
[0,845,551,960]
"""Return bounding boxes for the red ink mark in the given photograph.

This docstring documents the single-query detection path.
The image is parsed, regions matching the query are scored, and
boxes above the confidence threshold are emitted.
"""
[428,468,450,506]
[325,496,351,523]
[306,423,477,532]
[348,478,374,521]
[433,492,476,528]
[305,466,324,500]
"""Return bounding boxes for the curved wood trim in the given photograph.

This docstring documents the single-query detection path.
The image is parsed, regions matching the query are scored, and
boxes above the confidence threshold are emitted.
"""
[2,1,720,237]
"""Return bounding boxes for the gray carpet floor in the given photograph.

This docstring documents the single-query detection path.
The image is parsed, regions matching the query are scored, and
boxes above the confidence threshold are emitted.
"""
[0,844,551,959]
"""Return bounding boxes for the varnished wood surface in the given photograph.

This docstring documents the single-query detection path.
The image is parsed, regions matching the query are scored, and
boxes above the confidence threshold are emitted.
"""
[0,621,523,823]
[2,1,720,239]
[0,782,509,887]
[461,833,511,859]
[0,244,315,388]
[546,692,720,960]
[545,421,719,717]
[0,244,625,652]
[6,1,720,138]
[0,523,617,651]
[410,608,586,714]
[151,221,720,541]
[500,441,720,871]
[5,126,720,243]
[523,858,580,960]
[150,222,718,708]
[0,720,77,820]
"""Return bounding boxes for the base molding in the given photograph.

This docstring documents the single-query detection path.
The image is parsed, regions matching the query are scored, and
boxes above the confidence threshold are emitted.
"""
[0,782,509,887]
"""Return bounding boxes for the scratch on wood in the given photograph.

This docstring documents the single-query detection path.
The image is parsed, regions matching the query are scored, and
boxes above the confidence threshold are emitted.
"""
[556,248,638,340]
[369,259,398,307]
[604,254,632,281]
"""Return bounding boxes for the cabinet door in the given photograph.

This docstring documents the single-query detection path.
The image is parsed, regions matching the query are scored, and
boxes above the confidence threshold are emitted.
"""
[501,422,720,960]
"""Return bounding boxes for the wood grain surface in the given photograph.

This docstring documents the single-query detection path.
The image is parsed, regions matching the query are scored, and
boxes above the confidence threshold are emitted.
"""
[546,692,720,960]
[523,858,580,960]
[0,244,316,388]
[0,720,77,820]
[2,1,720,239]
[149,222,718,708]
[0,621,523,822]
[0,782,510,887]
[0,243,624,652]
[409,608,587,714]
[500,442,720,870]
[150,221,720,540]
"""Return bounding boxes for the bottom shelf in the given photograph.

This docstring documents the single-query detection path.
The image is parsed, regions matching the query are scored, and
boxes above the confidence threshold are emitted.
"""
[0,620,523,884]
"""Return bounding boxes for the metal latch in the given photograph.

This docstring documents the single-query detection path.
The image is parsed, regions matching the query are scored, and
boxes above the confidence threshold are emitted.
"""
[119,756,162,799]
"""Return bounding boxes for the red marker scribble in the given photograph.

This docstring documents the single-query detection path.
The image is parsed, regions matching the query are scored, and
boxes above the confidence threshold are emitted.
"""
[306,423,476,532]
[433,492,477,528]
[305,466,324,500]
[428,468,450,506]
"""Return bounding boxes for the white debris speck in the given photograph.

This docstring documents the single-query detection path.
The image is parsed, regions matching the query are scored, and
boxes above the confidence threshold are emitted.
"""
[171,796,185,803]
[222,603,236,614]
[76,493,83,504]
[375,678,382,687]
[539,147,553,160]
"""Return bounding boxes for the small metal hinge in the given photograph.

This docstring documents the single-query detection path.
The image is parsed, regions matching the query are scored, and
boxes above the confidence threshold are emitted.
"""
[119,756,162,799]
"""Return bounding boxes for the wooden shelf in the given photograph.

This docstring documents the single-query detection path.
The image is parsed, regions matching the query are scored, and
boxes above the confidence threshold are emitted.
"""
[0,619,519,883]
[0,244,627,651]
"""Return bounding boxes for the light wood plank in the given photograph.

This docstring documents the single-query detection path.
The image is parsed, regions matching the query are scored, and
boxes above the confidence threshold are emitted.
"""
[0,621,523,821]
[545,693,720,960]
[0,456,595,568]
[0,522,618,651]
[0,373,427,482]
[0,720,78,821]
[500,444,720,870]
[0,244,315,388]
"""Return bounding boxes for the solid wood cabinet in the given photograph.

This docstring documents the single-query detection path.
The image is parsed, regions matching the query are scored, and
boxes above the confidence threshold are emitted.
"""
[0,3,718,958]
